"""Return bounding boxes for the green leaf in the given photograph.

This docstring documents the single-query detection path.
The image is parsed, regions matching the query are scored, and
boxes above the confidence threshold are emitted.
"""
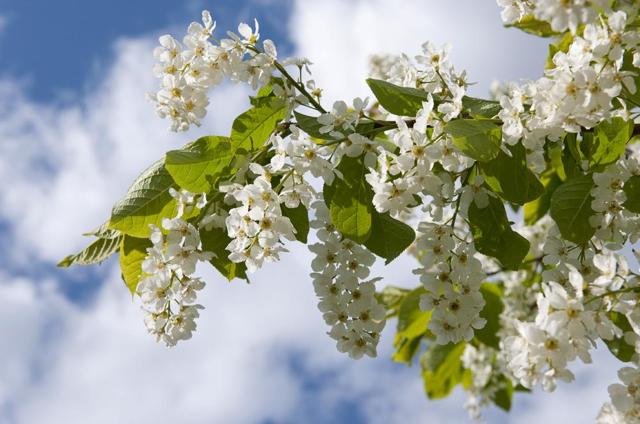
[231,98,286,150]
[294,111,335,140]
[468,196,530,270]
[109,160,178,238]
[200,226,247,281]
[546,31,574,69]
[604,312,636,362]
[624,175,640,213]
[365,212,415,264]
[549,174,596,244]
[376,285,411,317]
[393,287,431,364]
[493,376,514,411]
[475,283,504,349]
[507,15,561,37]
[119,235,152,294]
[480,143,544,204]
[524,169,563,225]
[462,96,501,118]
[58,232,123,268]
[590,118,633,166]
[421,342,466,399]
[366,78,430,116]
[282,204,310,243]
[165,136,236,193]
[444,119,502,162]
[326,155,374,243]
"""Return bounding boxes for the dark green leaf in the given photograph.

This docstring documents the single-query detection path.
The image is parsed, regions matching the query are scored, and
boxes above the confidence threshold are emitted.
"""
[462,96,501,118]
[468,196,530,269]
[109,160,178,238]
[58,232,123,268]
[120,235,152,294]
[480,143,544,204]
[421,342,466,399]
[549,174,596,244]
[604,311,635,362]
[282,204,310,243]
[493,376,514,411]
[524,169,563,225]
[624,175,640,213]
[475,283,504,349]
[200,226,248,281]
[444,119,502,162]
[366,78,430,116]
[365,212,415,264]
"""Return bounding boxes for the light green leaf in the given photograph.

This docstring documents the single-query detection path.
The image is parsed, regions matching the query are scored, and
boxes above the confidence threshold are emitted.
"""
[507,15,561,37]
[58,232,123,268]
[546,31,574,69]
[365,212,415,264]
[120,235,152,294]
[393,287,431,364]
[444,119,502,162]
[231,98,286,150]
[376,285,411,318]
[480,143,544,204]
[421,342,466,399]
[109,160,178,238]
[326,155,374,243]
[200,227,248,281]
[624,175,640,213]
[165,136,236,193]
[468,196,530,270]
[475,283,504,349]
[366,78,430,116]
[549,174,596,244]
[590,117,634,166]
[282,204,310,243]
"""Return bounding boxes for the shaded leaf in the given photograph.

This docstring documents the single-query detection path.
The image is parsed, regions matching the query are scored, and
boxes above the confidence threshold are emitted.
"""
[366,78,430,116]
[444,119,502,162]
[549,174,596,244]
[282,204,310,243]
[468,196,530,269]
[365,212,415,264]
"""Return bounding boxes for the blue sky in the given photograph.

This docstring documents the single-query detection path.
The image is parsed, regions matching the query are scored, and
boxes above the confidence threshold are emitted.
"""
[0,1,624,423]
[0,0,293,102]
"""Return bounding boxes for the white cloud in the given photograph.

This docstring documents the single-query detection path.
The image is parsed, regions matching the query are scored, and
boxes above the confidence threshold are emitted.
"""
[289,0,549,101]
[0,2,626,424]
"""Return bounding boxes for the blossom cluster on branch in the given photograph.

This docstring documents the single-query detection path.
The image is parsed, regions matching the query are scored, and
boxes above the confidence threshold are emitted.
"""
[60,1,640,421]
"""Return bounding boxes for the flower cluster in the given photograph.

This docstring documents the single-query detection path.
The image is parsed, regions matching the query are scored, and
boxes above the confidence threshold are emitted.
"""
[137,218,213,346]
[591,156,640,245]
[223,164,297,273]
[414,222,487,345]
[148,10,278,131]
[461,344,506,420]
[308,201,386,359]
[498,0,610,34]
[497,10,639,173]
[598,366,640,423]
